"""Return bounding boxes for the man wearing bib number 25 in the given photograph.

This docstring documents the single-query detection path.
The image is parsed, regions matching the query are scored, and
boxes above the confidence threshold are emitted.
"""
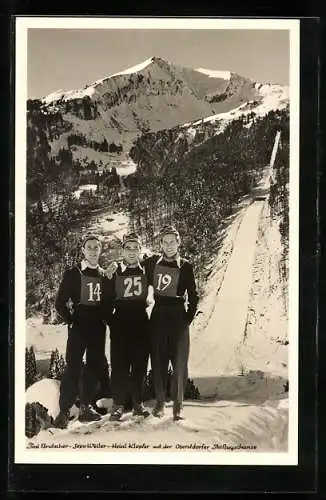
[53,234,112,429]
[107,232,151,422]
[148,225,199,421]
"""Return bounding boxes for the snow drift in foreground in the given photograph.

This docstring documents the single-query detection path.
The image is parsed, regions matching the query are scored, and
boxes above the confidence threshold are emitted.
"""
[26,379,288,452]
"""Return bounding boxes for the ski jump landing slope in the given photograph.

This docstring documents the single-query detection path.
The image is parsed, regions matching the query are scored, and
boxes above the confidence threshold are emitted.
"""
[189,199,265,379]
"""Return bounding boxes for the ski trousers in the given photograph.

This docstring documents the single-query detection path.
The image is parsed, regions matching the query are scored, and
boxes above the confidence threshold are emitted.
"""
[109,309,150,407]
[59,321,106,412]
[150,303,190,405]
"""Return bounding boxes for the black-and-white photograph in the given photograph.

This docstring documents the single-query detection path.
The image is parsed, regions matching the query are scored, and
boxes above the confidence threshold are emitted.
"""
[15,17,299,465]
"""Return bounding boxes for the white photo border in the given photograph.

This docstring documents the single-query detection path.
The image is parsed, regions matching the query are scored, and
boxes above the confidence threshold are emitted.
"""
[14,16,300,466]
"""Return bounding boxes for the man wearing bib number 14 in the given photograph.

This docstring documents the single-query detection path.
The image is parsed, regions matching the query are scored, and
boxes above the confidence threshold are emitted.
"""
[148,225,199,421]
[107,232,151,422]
[53,234,112,429]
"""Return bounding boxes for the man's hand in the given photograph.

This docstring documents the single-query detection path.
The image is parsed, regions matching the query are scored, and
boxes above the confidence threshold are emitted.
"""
[146,296,155,307]
[104,261,118,279]
[146,285,155,307]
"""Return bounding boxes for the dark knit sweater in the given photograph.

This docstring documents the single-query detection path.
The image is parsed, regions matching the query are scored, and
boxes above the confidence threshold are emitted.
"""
[55,264,113,325]
[144,254,199,323]
[107,262,149,314]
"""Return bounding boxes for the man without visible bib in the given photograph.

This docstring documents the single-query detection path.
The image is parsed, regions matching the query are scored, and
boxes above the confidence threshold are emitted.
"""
[54,234,112,429]
[108,233,151,422]
[147,225,199,421]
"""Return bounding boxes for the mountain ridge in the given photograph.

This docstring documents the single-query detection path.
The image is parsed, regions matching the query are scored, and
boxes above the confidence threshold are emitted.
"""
[41,56,236,103]
[28,56,288,172]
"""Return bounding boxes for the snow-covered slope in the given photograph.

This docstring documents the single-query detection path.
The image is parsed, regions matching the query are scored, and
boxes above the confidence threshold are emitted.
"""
[195,68,231,80]
[42,86,97,104]
[109,57,154,78]
[183,83,288,132]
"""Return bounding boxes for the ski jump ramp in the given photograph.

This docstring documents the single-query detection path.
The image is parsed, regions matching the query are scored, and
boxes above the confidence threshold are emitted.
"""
[189,199,265,380]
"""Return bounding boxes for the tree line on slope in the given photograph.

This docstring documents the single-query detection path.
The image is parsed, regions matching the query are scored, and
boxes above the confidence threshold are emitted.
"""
[127,109,289,295]
[268,121,290,307]
[26,105,289,315]
[27,100,123,202]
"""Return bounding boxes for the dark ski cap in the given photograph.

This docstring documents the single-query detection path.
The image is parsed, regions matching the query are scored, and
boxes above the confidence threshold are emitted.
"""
[157,225,180,241]
[81,233,102,247]
[122,232,141,247]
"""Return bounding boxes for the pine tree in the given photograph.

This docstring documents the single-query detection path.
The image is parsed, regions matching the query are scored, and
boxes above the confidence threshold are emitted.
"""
[30,346,37,380]
[57,354,66,381]
[102,137,108,152]
[25,346,37,389]
[25,347,30,389]
[48,348,60,379]
[184,377,201,400]
[42,294,52,324]
[25,402,37,438]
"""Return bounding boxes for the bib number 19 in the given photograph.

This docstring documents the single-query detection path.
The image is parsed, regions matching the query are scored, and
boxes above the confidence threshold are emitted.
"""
[87,282,101,302]
[156,273,172,291]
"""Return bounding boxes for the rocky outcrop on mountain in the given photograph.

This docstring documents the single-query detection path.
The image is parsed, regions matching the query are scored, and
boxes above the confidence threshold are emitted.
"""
[36,57,268,164]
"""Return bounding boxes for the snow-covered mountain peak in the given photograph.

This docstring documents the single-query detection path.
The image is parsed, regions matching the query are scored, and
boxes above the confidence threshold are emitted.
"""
[42,85,97,104]
[108,57,154,78]
[41,57,159,104]
[38,56,288,156]
[42,89,66,104]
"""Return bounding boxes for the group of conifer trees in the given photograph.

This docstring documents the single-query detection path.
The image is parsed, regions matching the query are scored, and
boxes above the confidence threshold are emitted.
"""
[26,345,200,400]
[268,121,290,302]
[127,108,289,295]
[26,101,289,314]
[25,346,66,390]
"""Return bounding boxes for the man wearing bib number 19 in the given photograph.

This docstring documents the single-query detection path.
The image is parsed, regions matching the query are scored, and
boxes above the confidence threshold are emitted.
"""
[53,234,112,429]
[107,232,151,422]
[148,225,199,421]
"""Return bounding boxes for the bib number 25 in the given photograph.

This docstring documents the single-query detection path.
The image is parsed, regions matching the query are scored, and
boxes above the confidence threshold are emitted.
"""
[156,273,172,291]
[86,282,101,302]
[123,277,142,297]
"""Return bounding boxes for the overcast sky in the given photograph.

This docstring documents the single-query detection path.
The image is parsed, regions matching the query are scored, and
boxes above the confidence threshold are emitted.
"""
[28,29,289,99]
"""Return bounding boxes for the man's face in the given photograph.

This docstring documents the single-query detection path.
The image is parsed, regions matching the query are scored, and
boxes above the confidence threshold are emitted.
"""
[123,241,140,265]
[161,234,180,258]
[82,239,101,266]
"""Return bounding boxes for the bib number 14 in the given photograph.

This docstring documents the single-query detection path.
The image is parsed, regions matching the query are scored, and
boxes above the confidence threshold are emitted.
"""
[156,273,172,291]
[86,282,101,302]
